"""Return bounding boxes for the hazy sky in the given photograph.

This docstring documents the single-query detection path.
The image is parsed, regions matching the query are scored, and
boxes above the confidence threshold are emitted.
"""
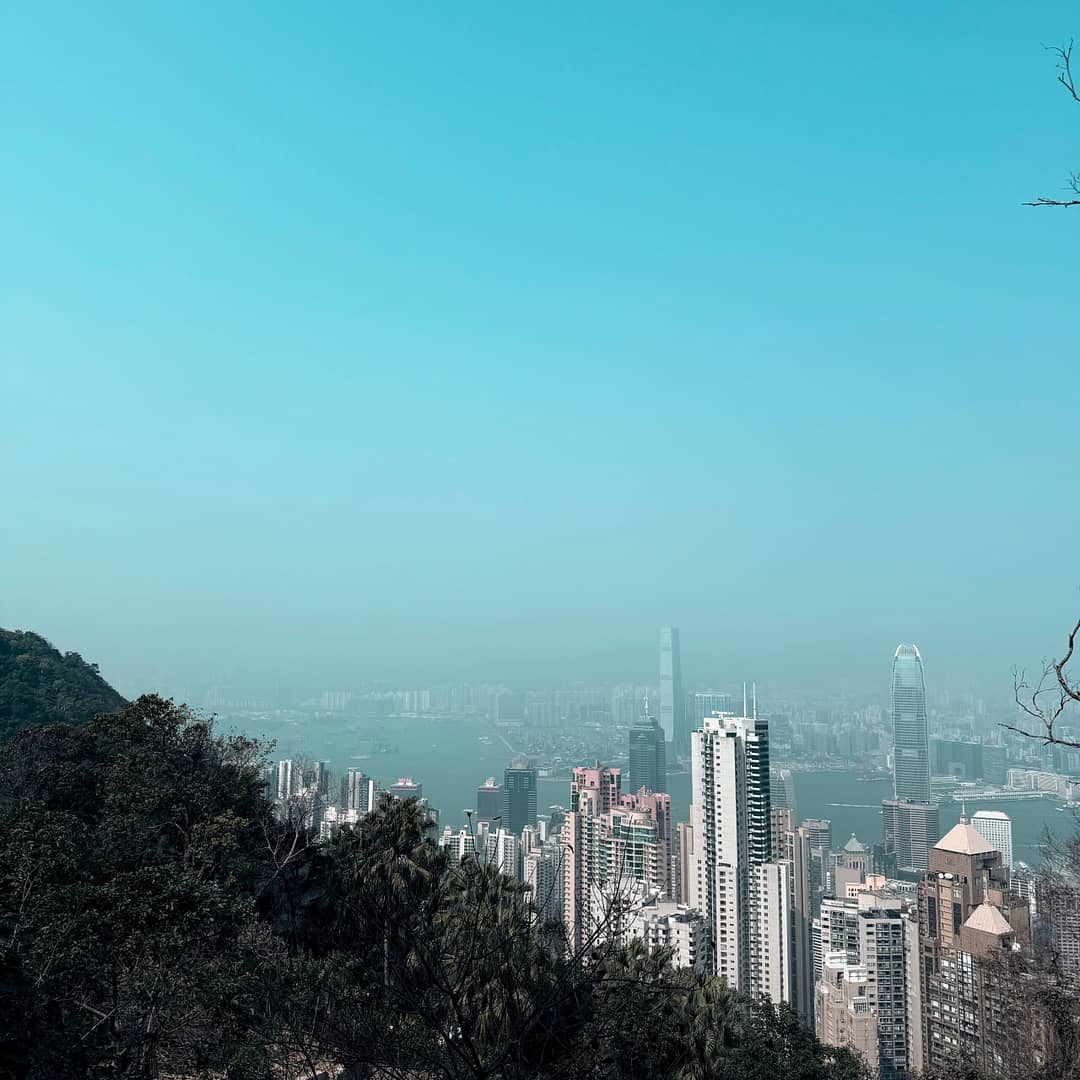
[3,3,1078,697]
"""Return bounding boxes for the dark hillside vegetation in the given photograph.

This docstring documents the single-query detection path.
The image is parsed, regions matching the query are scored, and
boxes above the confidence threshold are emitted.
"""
[0,628,126,743]
[0,692,869,1080]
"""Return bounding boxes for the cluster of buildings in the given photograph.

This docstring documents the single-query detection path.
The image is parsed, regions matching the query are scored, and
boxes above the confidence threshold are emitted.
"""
[545,635,1077,1079]
[267,631,1080,1079]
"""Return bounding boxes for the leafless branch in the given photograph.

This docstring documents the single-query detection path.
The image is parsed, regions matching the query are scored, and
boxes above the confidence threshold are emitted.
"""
[1004,618,1080,749]
[1054,617,1080,703]
[1050,40,1079,102]
[1022,197,1080,207]
[1026,40,1080,207]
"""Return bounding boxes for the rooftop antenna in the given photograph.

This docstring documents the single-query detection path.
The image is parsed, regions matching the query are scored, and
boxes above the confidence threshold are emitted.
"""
[643,689,649,718]
[960,799,967,824]
[743,682,747,718]
[752,682,758,721]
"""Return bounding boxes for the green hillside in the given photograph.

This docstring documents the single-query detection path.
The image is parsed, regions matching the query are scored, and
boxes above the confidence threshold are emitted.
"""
[0,628,126,743]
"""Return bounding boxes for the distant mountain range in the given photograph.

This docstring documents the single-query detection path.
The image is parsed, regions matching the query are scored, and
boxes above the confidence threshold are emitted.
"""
[0,628,126,743]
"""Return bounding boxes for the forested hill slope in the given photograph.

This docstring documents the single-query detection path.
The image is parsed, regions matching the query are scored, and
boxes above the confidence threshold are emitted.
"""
[0,628,126,743]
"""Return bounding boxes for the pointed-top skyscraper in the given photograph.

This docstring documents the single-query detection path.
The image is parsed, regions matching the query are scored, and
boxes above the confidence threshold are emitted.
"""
[659,627,683,748]
[892,644,930,803]
[629,692,667,794]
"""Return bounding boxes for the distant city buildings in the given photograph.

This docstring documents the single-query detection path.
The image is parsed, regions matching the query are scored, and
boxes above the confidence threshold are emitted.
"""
[892,644,931,803]
[659,627,684,748]
[389,777,423,800]
[832,834,872,897]
[343,767,378,815]
[688,690,734,732]
[628,702,666,794]
[882,799,940,874]
[475,777,502,825]
[523,835,565,926]
[276,758,296,802]
[635,899,709,970]
[971,809,1013,870]
[1035,876,1080,993]
[1007,767,1080,801]
[816,955,879,1075]
[438,820,518,878]
[769,765,797,817]
[816,890,913,1080]
[561,765,672,955]
[254,651,1080,1080]
[915,814,1029,1076]
[882,644,940,877]
[503,755,538,834]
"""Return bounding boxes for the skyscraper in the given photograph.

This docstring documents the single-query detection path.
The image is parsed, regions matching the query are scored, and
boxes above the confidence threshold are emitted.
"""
[476,778,502,826]
[882,798,940,873]
[311,761,332,798]
[687,690,734,731]
[343,768,377,815]
[816,889,914,1080]
[688,710,792,1003]
[503,755,538,835]
[276,759,296,802]
[916,815,1030,1075]
[628,701,667,794]
[660,627,684,748]
[892,644,930,804]
[971,810,1012,870]
[561,764,670,954]
[772,809,815,1022]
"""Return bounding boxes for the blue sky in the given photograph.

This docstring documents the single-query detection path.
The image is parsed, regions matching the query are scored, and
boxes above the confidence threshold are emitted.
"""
[2,2,1078,694]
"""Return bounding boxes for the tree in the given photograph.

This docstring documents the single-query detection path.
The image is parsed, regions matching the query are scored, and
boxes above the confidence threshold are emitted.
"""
[0,628,126,743]
[1025,41,1080,207]
[0,689,876,1080]
[0,696,272,1078]
[1006,613,1080,748]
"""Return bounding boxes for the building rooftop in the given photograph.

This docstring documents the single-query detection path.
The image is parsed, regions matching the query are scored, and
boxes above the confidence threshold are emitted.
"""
[963,902,1013,936]
[934,820,997,856]
[971,810,1010,821]
[844,833,867,852]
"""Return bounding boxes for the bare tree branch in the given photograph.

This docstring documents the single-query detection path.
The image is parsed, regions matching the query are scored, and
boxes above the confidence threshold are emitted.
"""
[1054,616,1080,703]
[1026,40,1080,207]
[1051,39,1080,102]
[1004,618,1080,749]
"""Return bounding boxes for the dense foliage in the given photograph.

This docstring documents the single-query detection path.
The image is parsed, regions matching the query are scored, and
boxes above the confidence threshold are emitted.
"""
[0,629,126,743]
[0,694,869,1080]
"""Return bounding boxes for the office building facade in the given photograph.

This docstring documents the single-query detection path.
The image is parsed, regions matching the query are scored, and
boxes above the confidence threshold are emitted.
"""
[916,816,1030,1076]
[882,799,940,874]
[628,709,667,795]
[503,755,538,834]
[892,645,930,804]
[660,627,684,748]
[476,778,502,825]
[971,810,1012,870]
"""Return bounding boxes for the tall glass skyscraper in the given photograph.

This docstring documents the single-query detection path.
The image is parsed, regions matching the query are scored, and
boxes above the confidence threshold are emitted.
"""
[660,627,683,747]
[503,755,538,835]
[628,708,667,795]
[892,644,930,804]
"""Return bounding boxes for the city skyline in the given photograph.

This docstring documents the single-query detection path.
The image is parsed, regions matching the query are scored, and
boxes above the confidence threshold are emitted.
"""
[4,2,1079,1075]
